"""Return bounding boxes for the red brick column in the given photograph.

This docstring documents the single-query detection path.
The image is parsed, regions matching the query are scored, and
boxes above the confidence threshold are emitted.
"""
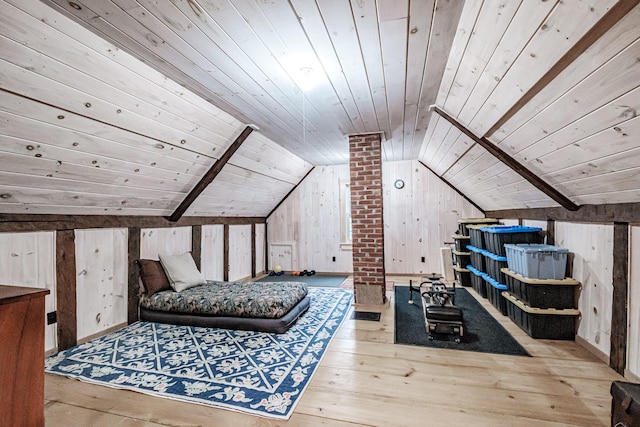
[349,133,386,305]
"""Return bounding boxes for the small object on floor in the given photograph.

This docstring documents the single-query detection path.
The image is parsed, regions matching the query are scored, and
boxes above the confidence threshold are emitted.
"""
[299,269,316,276]
[292,271,300,276]
[351,311,381,321]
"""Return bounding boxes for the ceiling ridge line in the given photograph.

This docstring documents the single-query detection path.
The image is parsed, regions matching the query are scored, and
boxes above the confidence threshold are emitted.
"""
[432,106,579,212]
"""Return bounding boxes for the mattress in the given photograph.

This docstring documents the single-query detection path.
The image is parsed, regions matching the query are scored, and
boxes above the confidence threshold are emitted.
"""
[138,280,310,334]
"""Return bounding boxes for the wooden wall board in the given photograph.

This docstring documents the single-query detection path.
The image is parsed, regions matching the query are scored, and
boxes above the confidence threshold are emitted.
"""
[314,0,377,130]
[409,0,464,160]
[0,91,211,168]
[201,224,224,281]
[74,228,127,341]
[556,222,614,356]
[267,161,483,275]
[4,0,243,139]
[140,227,192,260]
[467,0,617,136]
[0,231,57,352]
[228,224,252,281]
[450,0,559,128]
[441,0,523,118]
[492,6,640,145]
[255,223,266,275]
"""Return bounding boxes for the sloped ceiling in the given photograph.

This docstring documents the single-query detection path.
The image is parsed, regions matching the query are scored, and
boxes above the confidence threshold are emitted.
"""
[1,0,640,217]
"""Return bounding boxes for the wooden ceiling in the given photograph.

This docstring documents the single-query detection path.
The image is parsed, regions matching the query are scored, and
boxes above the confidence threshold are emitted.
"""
[1,0,640,216]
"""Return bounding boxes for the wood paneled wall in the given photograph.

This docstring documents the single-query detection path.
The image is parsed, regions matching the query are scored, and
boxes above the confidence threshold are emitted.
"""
[228,225,252,281]
[555,222,614,357]
[74,229,128,340]
[267,160,483,275]
[140,227,192,260]
[201,224,225,281]
[0,232,57,351]
[0,218,264,352]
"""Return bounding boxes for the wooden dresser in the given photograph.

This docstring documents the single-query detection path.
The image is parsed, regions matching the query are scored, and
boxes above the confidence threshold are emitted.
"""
[0,285,50,427]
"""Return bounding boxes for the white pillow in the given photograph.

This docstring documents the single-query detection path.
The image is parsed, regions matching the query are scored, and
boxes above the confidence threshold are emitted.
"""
[159,252,207,292]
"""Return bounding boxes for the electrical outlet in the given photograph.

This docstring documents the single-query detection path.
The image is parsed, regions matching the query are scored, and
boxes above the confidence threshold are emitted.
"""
[332,256,336,262]
[47,311,57,325]
[421,256,425,263]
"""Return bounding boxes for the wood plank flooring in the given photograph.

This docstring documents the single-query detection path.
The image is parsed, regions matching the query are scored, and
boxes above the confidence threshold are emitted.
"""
[44,276,622,426]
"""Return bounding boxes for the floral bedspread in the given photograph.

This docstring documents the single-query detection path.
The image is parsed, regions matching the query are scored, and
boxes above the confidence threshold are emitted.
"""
[139,281,308,319]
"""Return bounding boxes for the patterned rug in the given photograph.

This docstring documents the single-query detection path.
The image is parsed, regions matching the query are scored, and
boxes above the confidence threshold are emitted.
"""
[45,288,353,420]
[340,279,394,291]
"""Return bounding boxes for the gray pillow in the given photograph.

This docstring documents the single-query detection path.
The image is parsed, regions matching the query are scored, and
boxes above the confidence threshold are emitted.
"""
[159,252,207,292]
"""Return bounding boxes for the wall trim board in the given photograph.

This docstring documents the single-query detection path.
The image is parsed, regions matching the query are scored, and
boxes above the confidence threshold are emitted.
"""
[169,126,254,222]
[575,335,610,366]
[610,222,629,375]
[251,223,256,278]
[417,160,484,214]
[127,227,141,325]
[486,202,640,224]
[223,224,229,282]
[0,214,266,232]
[191,225,202,271]
[55,229,77,351]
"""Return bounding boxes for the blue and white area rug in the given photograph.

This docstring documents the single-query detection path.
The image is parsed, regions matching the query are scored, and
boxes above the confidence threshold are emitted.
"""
[45,288,352,420]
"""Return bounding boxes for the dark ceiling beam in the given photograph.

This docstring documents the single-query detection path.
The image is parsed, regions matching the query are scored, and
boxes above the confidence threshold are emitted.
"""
[432,107,580,211]
[485,0,640,138]
[418,161,485,214]
[486,202,640,224]
[169,126,254,222]
[0,214,265,233]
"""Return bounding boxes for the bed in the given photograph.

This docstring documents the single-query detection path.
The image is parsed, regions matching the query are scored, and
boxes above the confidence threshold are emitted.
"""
[137,255,310,334]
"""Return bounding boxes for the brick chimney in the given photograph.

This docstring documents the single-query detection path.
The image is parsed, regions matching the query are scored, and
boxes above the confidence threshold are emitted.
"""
[348,133,386,305]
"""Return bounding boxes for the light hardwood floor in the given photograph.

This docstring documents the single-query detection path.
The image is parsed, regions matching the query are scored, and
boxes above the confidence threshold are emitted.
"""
[44,276,622,426]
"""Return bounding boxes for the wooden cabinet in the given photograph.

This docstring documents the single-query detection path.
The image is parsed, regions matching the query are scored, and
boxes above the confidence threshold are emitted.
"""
[0,285,50,427]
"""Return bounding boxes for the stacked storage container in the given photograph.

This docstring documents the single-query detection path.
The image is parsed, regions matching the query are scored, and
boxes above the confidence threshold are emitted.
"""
[501,243,581,340]
[452,218,499,289]
[476,225,543,316]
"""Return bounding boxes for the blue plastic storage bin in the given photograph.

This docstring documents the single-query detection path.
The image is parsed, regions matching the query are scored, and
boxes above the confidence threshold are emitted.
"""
[467,265,487,298]
[466,245,486,271]
[504,243,569,280]
[480,226,543,256]
[482,273,508,315]
[482,249,508,284]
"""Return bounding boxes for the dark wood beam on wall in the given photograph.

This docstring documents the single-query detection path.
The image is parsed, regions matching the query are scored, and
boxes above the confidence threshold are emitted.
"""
[191,225,202,271]
[418,161,485,214]
[251,223,256,278]
[487,202,640,224]
[56,230,77,351]
[546,219,555,245]
[485,0,640,138]
[432,107,579,211]
[223,224,230,282]
[169,126,254,222]
[127,227,140,325]
[610,222,629,375]
[0,214,265,233]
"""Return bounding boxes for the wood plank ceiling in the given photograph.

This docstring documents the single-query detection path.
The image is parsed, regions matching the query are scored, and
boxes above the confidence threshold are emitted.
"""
[1,0,640,216]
